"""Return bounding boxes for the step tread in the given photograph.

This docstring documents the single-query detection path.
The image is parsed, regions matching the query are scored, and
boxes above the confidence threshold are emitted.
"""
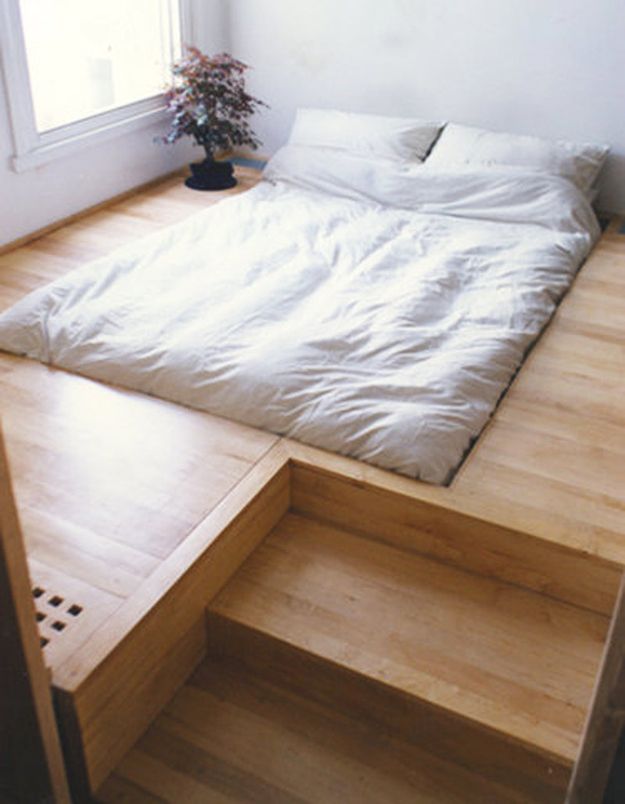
[97,657,530,804]
[210,512,609,764]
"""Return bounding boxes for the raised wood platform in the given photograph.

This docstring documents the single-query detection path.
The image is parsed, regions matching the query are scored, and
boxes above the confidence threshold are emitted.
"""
[97,657,532,803]
[96,465,609,803]
[209,511,607,769]
[0,164,623,800]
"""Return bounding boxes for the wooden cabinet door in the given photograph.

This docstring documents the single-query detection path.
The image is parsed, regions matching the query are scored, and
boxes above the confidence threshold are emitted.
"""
[0,424,71,803]
[567,573,625,804]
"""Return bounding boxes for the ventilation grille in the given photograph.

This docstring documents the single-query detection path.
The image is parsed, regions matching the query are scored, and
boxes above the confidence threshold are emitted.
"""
[32,586,83,649]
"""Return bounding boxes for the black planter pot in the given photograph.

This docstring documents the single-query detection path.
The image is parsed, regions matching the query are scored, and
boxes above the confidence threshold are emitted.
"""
[185,158,237,191]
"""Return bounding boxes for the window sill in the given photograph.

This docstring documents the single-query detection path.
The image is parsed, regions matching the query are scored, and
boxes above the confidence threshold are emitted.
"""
[12,100,170,173]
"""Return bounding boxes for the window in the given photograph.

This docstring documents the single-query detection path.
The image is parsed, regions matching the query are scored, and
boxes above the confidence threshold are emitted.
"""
[0,0,189,171]
[20,0,181,133]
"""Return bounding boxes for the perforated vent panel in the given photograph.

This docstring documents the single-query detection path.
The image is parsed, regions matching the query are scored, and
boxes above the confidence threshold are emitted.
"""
[32,585,83,649]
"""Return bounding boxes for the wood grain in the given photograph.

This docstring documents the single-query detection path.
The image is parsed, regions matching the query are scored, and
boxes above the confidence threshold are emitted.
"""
[0,353,277,674]
[0,167,623,800]
[98,656,534,804]
[209,511,609,768]
[0,424,71,803]
[61,445,289,792]
[0,165,275,678]
[205,614,570,803]
[450,222,625,565]
[290,455,622,615]
[567,573,625,803]
[0,155,251,255]
[28,556,122,671]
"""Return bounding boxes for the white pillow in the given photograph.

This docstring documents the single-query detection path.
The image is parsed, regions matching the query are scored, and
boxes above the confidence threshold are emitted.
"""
[427,123,609,193]
[288,108,443,163]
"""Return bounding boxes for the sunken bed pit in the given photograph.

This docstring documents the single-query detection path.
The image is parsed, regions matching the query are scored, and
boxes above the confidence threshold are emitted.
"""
[1,158,625,801]
[0,118,605,485]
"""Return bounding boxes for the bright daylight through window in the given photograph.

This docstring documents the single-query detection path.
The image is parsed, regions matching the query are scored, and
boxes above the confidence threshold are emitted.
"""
[19,0,181,133]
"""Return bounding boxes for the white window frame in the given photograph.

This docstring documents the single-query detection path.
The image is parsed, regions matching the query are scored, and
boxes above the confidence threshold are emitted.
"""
[0,0,193,172]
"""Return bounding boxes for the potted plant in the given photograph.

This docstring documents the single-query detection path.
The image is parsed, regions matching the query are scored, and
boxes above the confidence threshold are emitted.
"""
[162,47,267,190]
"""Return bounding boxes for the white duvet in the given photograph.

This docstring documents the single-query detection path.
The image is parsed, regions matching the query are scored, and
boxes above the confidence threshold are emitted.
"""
[0,146,599,483]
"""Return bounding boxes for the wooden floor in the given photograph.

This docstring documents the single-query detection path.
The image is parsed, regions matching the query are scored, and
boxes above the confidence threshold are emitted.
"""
[0,167,622,646]
[1,164,624,800]
[4,356,276,668]
[441,217,625,564]
[0,166,274,671]
[98,656,531,804]
[97,504,608,804]
[209,512,608,766]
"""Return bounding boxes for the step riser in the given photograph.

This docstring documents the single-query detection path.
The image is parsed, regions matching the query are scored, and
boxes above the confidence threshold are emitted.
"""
[291,462,620,615]
[206,611,571,803]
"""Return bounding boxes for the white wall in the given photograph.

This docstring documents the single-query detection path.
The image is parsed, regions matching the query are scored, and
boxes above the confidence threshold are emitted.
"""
[0,0,227,247]
[227,0,625,213]
[2,0,623,246]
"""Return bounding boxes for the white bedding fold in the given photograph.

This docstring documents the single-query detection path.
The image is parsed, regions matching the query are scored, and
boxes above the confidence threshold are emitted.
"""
[0,156,599,483]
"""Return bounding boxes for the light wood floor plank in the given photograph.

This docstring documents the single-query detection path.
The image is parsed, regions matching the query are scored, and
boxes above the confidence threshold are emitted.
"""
[210,512,609,766]
[99,657,528,804]
[0,167,622,797]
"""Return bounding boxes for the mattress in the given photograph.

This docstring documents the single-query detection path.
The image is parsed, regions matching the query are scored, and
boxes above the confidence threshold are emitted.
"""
[0,146,600,483]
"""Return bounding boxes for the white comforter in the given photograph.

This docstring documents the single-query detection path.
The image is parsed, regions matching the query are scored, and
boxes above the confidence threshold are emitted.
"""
[0,147,599,483]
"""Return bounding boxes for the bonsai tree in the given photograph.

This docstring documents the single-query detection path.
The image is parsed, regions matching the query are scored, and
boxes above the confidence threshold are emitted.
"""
[162,46,267,163]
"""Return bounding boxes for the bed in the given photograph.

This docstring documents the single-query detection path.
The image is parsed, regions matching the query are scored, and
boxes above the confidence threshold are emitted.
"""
[0,112,606,484]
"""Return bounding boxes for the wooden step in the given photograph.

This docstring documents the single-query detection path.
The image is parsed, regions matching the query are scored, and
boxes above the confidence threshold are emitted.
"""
[206,512,610,800]
[54,447,622,798]
[289,453,622,616]
[96,655,534,804]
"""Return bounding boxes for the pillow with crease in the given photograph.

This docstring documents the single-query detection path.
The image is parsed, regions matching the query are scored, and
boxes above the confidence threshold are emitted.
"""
[288,108,444,163]
[427,123,609,195]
